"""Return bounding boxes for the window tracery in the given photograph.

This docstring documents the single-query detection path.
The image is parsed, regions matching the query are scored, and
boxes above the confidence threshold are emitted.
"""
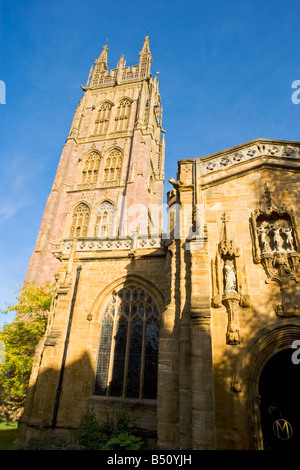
[103,149,122,183]
[81,152,100,184]
[114,98,131,132]
[70,203,90,238]
[96,201,115,238]
[94,102,112,135]
[95,284,160,399]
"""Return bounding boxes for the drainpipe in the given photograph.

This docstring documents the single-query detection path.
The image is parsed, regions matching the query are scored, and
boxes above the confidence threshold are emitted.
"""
[51,263,82,428]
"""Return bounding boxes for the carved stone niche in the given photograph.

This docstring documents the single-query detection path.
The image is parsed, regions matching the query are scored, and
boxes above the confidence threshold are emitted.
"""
[212,213,251,345]
[250,183,300,317]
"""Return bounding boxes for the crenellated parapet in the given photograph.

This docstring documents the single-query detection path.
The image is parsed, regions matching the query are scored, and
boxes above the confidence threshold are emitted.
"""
[85,36,153,90]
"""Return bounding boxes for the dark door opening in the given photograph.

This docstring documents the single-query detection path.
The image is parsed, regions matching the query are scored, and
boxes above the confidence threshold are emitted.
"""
[259,348,300,450]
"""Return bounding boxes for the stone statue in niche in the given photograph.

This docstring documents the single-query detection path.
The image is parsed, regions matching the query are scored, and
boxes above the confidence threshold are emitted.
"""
[257,220,295,254]
[257,225,270,253]
[250,184,300,317]
[270,224,282,252]
[282,227,294,251]
[224,259,237,294]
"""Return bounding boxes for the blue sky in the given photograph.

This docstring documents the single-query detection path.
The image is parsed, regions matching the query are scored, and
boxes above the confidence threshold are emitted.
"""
[0,0,300,328]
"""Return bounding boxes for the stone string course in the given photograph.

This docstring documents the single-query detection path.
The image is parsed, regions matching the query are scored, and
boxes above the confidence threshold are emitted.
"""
[62,236,164,253]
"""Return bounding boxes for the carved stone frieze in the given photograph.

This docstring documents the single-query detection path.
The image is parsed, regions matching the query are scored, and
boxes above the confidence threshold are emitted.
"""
[202,141,300,174]
[60,236,164,255]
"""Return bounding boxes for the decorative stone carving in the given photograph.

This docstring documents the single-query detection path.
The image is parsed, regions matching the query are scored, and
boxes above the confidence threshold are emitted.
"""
[283,227,295,251]
[222,294,240,345]
[211,213,251,345]
[62,236,163,254]
[257,225,270,253]
[224,260,237,294]
[202,140,300,174]
[250,183,300,317]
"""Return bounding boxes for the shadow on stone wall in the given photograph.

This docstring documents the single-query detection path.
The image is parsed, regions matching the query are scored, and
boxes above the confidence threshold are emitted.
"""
[18,351,94,443]
[171,223,300,449]
[17,237,300,450]
[212,270,300,449]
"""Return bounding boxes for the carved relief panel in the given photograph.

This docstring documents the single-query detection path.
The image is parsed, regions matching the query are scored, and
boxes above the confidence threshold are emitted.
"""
[250,183,300,317]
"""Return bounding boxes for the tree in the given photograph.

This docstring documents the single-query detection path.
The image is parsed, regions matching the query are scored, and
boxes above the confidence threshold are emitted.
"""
[0,282,54,420]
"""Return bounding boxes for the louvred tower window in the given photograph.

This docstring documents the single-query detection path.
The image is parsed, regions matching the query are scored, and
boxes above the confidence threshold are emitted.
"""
[94,102,112,135]
[96,201,115,238]
[70,203,90,238]
[103,149,122,183]
[81,152,100,184]
[114,98,131,132]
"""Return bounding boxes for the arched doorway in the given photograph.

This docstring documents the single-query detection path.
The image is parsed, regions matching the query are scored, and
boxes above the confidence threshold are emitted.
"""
[231,320,300,449]
[259,348,300,449]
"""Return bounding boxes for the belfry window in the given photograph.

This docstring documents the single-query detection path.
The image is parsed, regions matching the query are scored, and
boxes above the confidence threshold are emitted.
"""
[95,285,160,399]
[94,102,112,135]
[96,201,115,238]
[114,99,131,132]
[81,152,100,184]
[103,149,122,183]
[70,203,90,238]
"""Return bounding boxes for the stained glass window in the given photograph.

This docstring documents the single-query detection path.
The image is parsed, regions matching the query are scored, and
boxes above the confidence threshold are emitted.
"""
[95,285,160,399]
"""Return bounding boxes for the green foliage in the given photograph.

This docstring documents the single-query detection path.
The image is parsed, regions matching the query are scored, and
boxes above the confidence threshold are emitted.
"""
[0,283,53,419]
[99,410,144,450]
[3,282,54,321]
[101,431,144,450]
[76,407,137,450]
[100,411,133,439]
[77,407,144,450]
[26,431,82,450]
[76,405,102,450]
[0,422,19,450]
[23,407,145,451]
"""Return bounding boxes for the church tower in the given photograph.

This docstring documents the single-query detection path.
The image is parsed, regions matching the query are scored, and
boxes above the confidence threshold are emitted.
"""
[19,36,300,451]
[20,38,168,445]
[25,36,165,285]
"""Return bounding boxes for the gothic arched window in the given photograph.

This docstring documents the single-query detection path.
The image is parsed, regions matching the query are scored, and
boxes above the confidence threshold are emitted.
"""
[96,201,115,238]
[70,203,90,238]
[95,284,160,399]
[94,102,112,135]
[114,98,131,132]
[81,152,100,184]
[103,149,122,183]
